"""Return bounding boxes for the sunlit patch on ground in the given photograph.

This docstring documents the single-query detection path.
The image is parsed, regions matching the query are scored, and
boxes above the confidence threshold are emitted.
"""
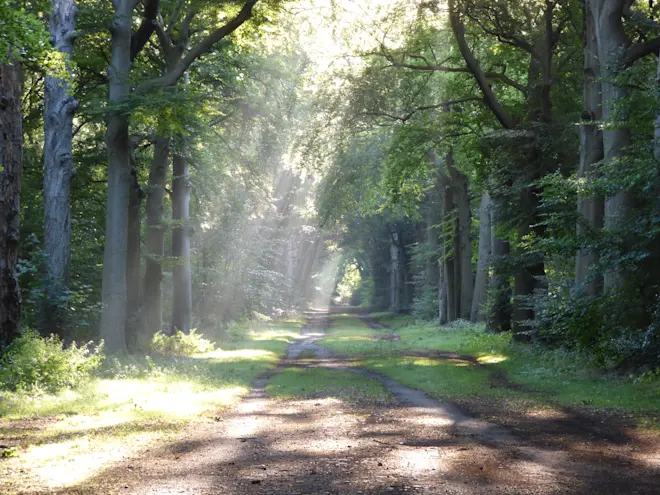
[477,354,508,364]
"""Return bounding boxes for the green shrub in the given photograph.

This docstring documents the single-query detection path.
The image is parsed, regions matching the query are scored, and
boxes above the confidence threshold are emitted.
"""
[0,331,104,393]
[151,329,215,356]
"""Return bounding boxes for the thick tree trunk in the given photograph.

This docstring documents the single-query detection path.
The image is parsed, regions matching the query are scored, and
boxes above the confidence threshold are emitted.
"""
[100,0,133,352]
[576,0,604,296]
[487,196,512,332]
[143,136,170,335]
[591,0,634,291]
[389,230,401,313]
[171,150,193,333]
[0,60,23,348]
[471,193,491,321]
[43,0,78,336]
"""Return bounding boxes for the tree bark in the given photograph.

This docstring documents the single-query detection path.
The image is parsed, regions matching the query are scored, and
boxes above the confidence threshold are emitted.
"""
[0,59,23,348]
[43,0,78,336]
[389,229,401,313]
[126,150,144,348]
[448,151,473,319]
[100,0,133,352]
[443,180,458,322]
[171,150,193,332]
[143,135,170,335]
[590,0,635,291]
[487,196,512,332]
[471,193,491,321]
[576,0,604,296]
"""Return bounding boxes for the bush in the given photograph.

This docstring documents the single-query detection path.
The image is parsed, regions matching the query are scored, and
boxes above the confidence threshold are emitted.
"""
[151,329,215,356]
[0,331,104,393]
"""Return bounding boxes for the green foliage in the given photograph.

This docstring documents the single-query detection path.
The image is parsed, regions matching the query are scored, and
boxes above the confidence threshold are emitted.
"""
[150,329,216,356]
[0,331,103,393]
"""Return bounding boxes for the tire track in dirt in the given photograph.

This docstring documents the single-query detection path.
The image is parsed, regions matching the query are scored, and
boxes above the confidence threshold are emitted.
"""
[38,310,660,495]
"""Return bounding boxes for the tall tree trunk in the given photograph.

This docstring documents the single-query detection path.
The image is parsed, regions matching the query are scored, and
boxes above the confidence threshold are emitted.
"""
[171,150,192,332]
[100,0,133,352]
[143,136,170,335]
[471,193,491,321]
[389,230,401,313]
[126,160,144,348]
[591,0,634,291]
[0,59,23,348]
[487,196,512,332]
[448,152,473,319]
[43,0,78,336]
[443,182,458,322]
[576,0,605,296]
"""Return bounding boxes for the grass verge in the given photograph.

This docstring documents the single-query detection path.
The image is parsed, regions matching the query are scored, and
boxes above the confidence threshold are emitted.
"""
[318,316,660,428]
[267,367,393,406]
[0,319,302,493]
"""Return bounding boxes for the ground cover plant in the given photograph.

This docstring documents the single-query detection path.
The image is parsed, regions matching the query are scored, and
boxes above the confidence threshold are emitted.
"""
[0,319,301,493]
[317,313,660,427]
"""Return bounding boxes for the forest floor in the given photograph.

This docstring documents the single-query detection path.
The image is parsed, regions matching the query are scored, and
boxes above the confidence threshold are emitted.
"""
[2,309,660,494]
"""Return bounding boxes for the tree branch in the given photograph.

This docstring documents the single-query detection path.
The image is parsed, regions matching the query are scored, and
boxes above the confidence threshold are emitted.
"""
[131,0,160,61]
[363,97,483,123]
[625,37,660,66]
[148,0,258,88]
[381,54,527,95]
[448,1,516,129]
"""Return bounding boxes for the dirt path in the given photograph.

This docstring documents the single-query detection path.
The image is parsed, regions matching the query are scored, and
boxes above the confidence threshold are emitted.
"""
[48,311,660,494]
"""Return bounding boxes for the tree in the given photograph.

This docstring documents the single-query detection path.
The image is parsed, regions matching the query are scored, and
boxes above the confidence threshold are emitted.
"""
[0,59,23,348]
[43,0,79,334]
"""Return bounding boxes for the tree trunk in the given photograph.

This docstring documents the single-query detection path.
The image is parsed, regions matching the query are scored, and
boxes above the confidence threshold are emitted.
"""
[443,182,458,322]
[171,150,193,333]
[471,193,491,321]
[487,196,512,332]
[43,0,78,336]
[591,0,634,291]
[389,230,401,313]
[143,135,170,335]
[438,257,448,324]
[576,0,605,296]
[0,60,23,348]
[448,153,473,319]
[100,0,133,352]
[126,158,144,349]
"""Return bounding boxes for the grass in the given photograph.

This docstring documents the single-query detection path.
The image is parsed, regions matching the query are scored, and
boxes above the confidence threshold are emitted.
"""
[317,315,660,425]
[0,319,302,493]
[267,367,392,405]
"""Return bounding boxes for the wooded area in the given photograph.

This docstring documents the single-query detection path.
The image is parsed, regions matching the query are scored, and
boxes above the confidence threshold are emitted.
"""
[2,0,660,366]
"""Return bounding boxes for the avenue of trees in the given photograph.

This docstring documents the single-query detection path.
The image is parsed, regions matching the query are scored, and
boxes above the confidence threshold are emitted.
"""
[1,0,660,368]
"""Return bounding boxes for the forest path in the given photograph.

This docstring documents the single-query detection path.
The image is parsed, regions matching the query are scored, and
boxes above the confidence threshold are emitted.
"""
[54,310,659,494]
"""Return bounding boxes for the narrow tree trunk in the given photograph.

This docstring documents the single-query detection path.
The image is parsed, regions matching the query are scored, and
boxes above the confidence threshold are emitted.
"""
[100,0,133,352]
[171,150,193,333]
[144,136,170,335]
[448,153,473,319]
[438,257,448,324]
[443,183,458,322]
[576,0,604,296]
[471,193,491,321]
[43,0,78,336]
[487,196,512,332]
[389,230,401,313]
[126,163,144,348]
[0,59,23,348]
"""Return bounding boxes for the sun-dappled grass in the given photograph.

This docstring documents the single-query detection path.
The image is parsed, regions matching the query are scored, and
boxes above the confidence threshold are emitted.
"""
[267,366,392,405]
[318,314,660,425]
[0,319,302,493]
